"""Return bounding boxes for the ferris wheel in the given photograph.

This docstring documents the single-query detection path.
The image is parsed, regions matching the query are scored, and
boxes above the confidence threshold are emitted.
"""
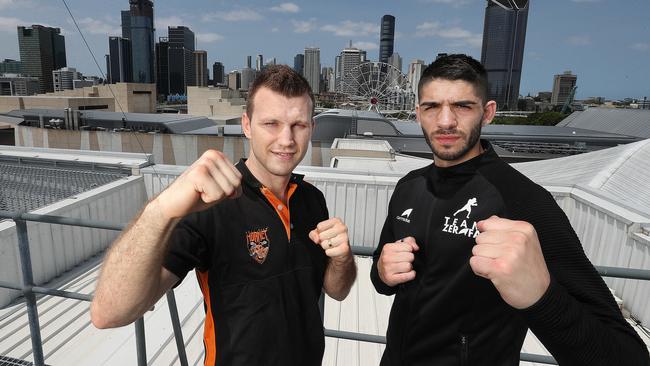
[335,61,415,113]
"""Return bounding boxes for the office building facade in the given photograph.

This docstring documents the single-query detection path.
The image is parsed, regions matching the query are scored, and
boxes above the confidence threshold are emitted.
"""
[480,0,529,110]
[551,71,577,106]
[168,26,195,95]
[304,47,320,94]
[379,15,396,64]
[108,36,132,84]
[293,54,304,76]
[212,62,225,85]
[17,25,67,93]
[194,50,208,87]
[124,0,155,83]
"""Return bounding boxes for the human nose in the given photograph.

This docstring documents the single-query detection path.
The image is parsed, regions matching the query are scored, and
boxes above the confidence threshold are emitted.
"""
[278,124,295,146]
[437,105,457,129]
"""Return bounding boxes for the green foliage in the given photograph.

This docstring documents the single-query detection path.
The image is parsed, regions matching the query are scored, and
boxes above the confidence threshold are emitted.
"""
[492,112,568,126]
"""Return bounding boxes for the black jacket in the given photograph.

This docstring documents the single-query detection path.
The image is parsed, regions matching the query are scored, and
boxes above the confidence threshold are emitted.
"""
[371,141,650,366]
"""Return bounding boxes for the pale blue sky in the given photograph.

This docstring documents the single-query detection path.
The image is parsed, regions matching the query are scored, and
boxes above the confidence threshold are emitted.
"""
[0,0,648,100]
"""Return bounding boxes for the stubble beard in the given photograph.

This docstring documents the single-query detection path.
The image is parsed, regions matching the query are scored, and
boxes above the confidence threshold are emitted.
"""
[422,117,483,163]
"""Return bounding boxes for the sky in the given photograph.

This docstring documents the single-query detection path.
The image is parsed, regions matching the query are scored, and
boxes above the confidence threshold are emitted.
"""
[0,0,648,100]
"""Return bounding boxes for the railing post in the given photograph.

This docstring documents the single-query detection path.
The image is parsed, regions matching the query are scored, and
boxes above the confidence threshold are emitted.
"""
[15,218,45,366]
[134,317,147,366]
[166,290,188,366]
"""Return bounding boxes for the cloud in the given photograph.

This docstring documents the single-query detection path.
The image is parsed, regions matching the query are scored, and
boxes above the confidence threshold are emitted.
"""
[156,16,186,32]
[567,35,591,46]
[352,41,378,50]
[0,0,14,9]
[415,22,482,48]
[321,21,377,37]
[631,42,649,51]
[571,0,601,2]
[419,0,471,5]
[271,27,279,33]
[196,32,223,43]
[202,9,262,22]
[292,19,314,33]
[76,17,121,35]
[0,16,22,33]
[270,3,299,13]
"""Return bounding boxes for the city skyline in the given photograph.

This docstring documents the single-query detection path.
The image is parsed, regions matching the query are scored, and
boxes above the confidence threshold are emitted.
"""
[0,0,648,100]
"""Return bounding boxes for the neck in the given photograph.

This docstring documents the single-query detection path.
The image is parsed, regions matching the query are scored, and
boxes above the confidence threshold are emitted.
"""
[245,159,291,203]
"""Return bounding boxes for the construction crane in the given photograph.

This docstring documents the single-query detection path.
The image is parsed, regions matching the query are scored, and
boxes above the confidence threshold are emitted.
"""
[561,85,578,114]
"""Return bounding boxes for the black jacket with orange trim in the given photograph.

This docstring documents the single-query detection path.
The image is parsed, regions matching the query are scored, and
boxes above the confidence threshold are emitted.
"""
[164,161,328,366]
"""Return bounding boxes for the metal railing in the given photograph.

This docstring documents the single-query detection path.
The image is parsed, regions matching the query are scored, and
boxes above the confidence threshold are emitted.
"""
[1,211,649,366]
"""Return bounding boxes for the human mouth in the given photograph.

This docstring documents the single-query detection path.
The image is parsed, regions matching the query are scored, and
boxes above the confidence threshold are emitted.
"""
[272,151,296,160]
[434,135,460,145]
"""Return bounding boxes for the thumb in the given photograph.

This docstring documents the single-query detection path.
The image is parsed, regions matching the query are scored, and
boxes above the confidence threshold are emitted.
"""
[308,229,320,244]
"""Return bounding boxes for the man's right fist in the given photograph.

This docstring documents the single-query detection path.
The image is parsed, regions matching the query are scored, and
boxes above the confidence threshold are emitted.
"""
[155,149,243,219]
[377,237,419,287]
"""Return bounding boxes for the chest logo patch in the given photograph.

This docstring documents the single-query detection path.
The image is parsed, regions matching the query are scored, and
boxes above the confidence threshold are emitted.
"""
[245,227,270,264]
[442,197,480,238]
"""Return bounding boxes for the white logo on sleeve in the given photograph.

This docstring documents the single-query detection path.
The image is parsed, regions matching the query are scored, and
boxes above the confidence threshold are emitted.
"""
[442,197,480,238]
[396,208,413,223]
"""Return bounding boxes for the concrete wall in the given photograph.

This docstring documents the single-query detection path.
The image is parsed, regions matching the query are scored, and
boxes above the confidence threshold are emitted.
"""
[15,126,332,166]
[42,82,156,113]
[187,86,246,119]
[0,176,147,307]
[0,96,116,114]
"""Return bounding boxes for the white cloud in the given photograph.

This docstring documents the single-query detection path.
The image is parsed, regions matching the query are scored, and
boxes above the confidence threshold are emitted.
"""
[0,0,14,9]
[415,22,482,48]
[196,32,223,43]
[571,0,601,3]
[567,35,591,46]
[76,17,121,35]
[321,21,377,37]
[292,19,314,33]
[0,16,22,33]
[156,16,186,32]
[202,9,262,22]
[271,27,279,33]
[631,42,649,51]
[352,41,378,51]
[270,3,299,13]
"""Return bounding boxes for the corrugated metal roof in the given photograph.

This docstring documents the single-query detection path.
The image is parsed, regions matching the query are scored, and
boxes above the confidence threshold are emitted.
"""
[514,138,650,217]
[556,107,650,138]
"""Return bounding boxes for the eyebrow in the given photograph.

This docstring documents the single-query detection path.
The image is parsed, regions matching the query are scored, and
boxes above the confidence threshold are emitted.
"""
[419,100,479,107]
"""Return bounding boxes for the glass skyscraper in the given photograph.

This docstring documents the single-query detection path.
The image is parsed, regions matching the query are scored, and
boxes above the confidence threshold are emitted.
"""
[379,15,395,64]
[17,25,67,94]
[480,0,529,110]
[125,0,154,84]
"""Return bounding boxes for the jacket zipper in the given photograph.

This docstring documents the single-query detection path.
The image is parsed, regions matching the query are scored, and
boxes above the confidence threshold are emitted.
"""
[460,335,469,366]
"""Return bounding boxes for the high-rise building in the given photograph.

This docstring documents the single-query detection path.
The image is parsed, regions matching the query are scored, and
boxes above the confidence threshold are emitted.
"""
[108,36,132,83]
[480,0,529,110]
[337,46,363,94]
[240,68,256,91]
[266,58,277,66]
[53,67,81,91]
[0,74,39,96]
[155,37,169,96]
[194,50,208,87]
[293,54,304,76]
[212,62,225,85]
[246,56,252,69]
[125,0,155,83]
[168,26,195,95]
[321,67,333,93]
[387,53,402,73]
[379,15,396,64]
[228,70,241,91]
[17,25,67,93]
[408,59,425,101]
[256,55,263,71]
[551,70,577,106]
[0,59,22,74]
[304,47,320,94]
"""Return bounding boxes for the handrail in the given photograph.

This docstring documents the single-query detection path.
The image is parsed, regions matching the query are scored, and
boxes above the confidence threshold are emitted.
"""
[1,211,649,366]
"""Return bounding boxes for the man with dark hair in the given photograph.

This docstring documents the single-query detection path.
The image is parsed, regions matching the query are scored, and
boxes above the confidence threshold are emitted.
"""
[91,65,357,365]
[371,54,649,365]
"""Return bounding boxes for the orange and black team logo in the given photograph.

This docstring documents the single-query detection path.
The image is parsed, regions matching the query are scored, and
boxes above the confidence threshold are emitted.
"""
[245,227,270,264]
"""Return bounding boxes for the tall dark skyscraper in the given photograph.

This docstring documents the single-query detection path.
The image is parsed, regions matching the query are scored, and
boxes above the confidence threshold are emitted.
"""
[17,25,67,93]
[379,15,395,64]
[155,37,169,96]
[293,54,304,76]
[212,62,224,85]
[108,36,132,83]
[167,26,195,95]
[123,0,154,83]
[480,0,529,110]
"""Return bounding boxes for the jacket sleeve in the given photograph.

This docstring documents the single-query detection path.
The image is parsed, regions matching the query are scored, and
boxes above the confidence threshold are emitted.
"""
[371,196,399,296]
[517,190,650,366]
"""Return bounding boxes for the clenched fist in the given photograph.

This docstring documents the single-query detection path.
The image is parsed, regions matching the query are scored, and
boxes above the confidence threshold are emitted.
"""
[377,237,419,288]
